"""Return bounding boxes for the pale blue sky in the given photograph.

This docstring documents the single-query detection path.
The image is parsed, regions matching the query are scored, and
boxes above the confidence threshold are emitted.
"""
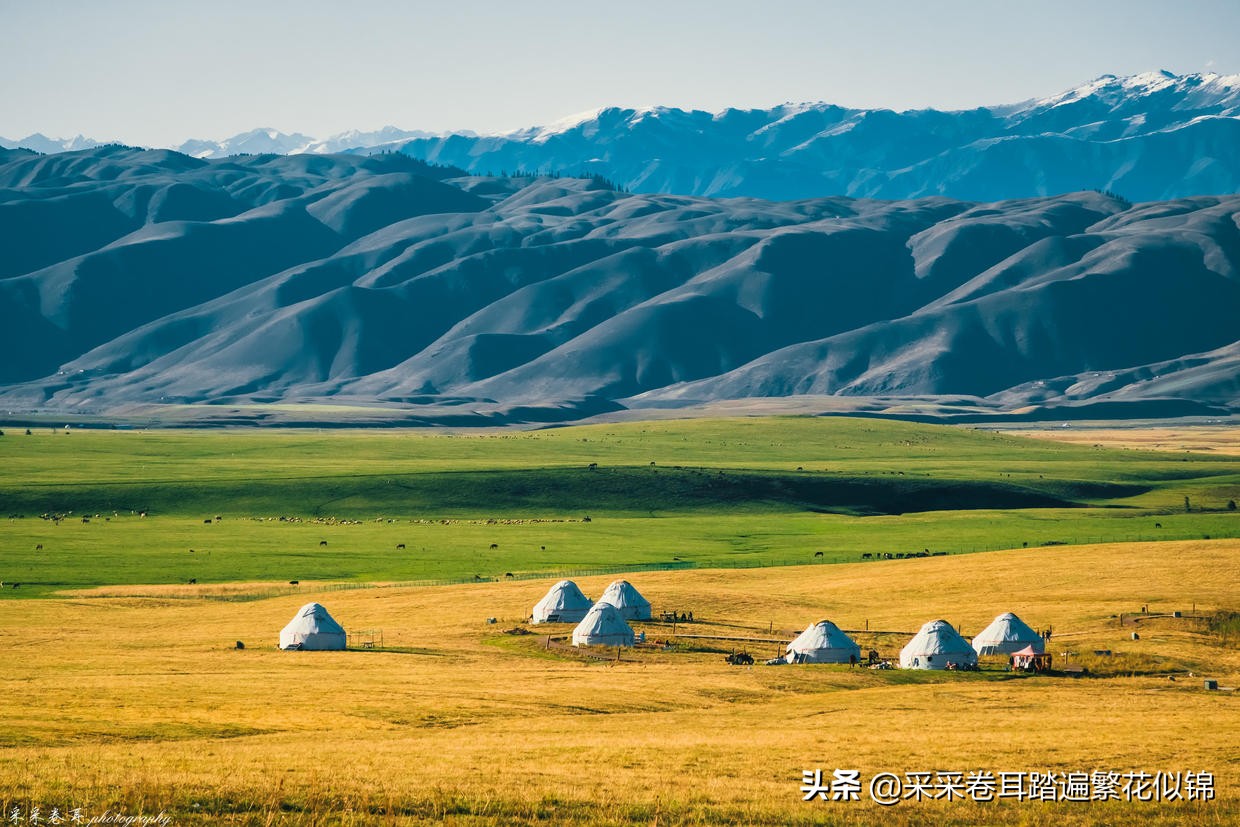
[2,0,1238,145]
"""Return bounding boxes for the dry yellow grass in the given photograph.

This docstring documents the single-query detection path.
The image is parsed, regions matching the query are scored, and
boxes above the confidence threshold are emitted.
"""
[0,540,1237,825]
[1005,425,1240,456]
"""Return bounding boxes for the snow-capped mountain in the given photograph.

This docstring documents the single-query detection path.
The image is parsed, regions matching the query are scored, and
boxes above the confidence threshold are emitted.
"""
[176,128,316,158]
[4,70,1240,199]
[175,126,448,159]
[1,127,450,160]
[0,133,104,154]
[366,70,1240,202]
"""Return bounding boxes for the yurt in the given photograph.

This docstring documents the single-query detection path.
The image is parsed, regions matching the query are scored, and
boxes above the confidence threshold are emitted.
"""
[571,602,635,647]
[899,619,977,670]
[785,620,861,664]
[279,602,346,651]
[531,579,593,624]
[972,612,1044,656]
[596,579,652,621]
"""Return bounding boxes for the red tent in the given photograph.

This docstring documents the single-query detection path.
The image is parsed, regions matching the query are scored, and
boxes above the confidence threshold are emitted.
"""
[1011,645,1052,672]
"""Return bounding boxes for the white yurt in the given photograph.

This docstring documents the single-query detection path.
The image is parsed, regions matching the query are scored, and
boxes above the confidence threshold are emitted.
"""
[972,612,1044,656]
[571,602,635,647]
[531,579,593,624]
[899,619,977,670]
[279,602,346,651]
[596,579,652,621]
[785,619,861,664]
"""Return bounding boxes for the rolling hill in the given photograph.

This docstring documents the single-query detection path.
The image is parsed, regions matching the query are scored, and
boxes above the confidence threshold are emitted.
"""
[0,145,1237,425]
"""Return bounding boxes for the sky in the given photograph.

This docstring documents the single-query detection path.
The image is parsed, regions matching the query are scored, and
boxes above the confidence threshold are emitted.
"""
[2,0,1239,146]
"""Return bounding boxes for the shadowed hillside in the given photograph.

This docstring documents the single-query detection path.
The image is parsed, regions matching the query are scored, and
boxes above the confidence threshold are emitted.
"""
[0,146,1237,424]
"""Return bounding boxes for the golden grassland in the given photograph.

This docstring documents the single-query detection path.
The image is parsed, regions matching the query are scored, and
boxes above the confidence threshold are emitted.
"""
[0,540,1237,825]
[1005,424,1240,456]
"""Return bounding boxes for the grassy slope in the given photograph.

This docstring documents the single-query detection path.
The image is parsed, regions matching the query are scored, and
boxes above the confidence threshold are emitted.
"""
[0,540,1235,825]
[1,418,1237,596]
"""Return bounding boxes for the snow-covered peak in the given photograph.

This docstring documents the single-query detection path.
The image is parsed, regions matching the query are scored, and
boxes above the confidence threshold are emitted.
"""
[0,133,104,153]
[1025,70,1240,114]
[504,107,617,142]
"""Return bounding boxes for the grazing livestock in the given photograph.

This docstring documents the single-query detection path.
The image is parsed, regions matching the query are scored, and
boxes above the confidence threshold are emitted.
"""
[319,540,328,547]
[35,544,42,551]
[474,574,483,581]
[861,553,872,559]
[1155,522,1162,528]
[813,551,824,558]
[204,518,213,524]
[396,543,406,549]
[289,580,299,586]
[505,572,514,578]
[489,543,498,549]
[188,578,197,585]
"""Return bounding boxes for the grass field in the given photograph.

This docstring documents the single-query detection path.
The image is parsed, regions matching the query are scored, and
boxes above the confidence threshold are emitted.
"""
[0,540,1236,825]
[1004,424,1240,456]
[0,417,1237,824]
[1,418,1237,597]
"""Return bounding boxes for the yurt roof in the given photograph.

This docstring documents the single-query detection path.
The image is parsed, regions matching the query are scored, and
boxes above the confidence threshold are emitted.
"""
[572,602,635,643]
[787,620,859,652]
[598,579,651,609]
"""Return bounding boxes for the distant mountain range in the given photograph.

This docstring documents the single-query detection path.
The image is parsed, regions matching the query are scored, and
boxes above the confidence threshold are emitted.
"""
[1,145,1236,425]
[0,126,450,160]
[5,71,1240,202]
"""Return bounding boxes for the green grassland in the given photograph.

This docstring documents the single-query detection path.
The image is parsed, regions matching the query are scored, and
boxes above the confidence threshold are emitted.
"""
[1,417,1237,597]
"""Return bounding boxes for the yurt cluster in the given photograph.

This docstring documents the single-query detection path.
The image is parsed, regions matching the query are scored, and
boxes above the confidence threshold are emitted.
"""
[277,581,1051,672]
[784,612,1050,670]
[531,579,651,646]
